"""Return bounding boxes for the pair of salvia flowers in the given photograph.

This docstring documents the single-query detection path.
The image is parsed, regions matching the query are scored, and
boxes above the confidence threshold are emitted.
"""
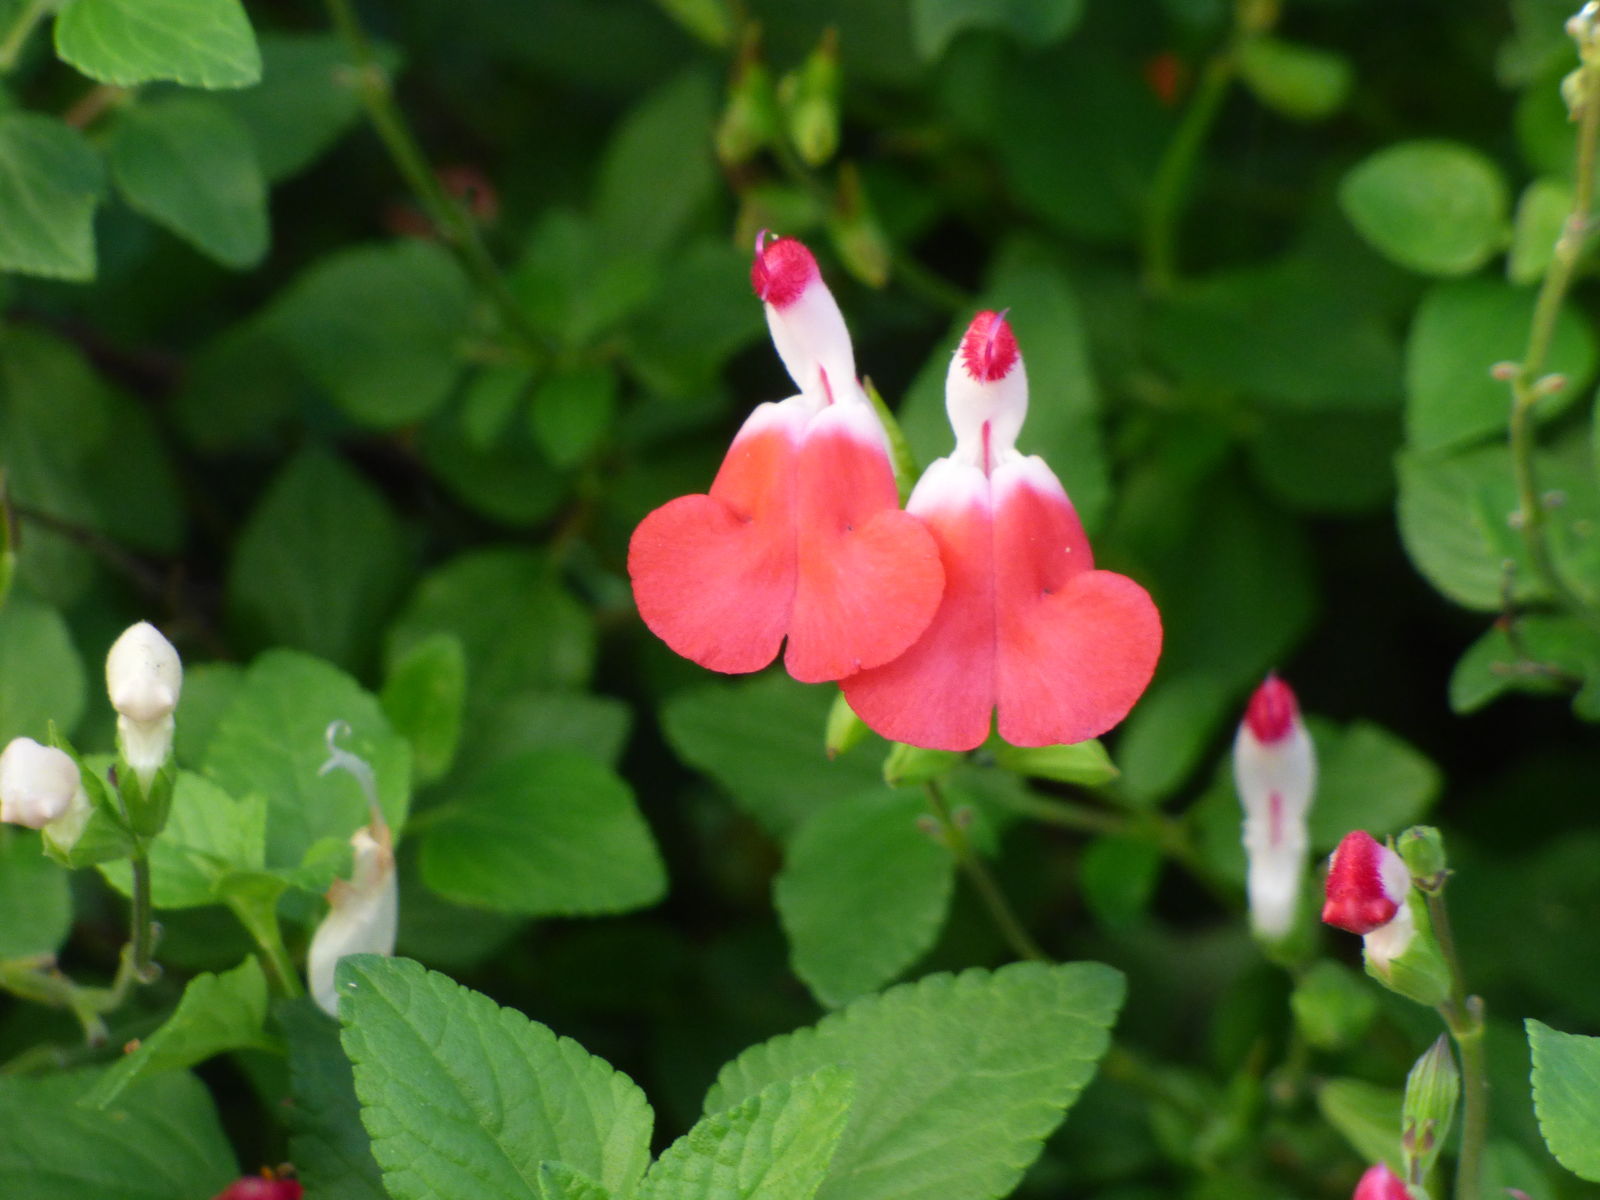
[629,235,1163,751]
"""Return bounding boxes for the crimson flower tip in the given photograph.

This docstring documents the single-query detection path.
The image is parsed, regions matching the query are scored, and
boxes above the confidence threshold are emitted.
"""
[1323,830,1404,935]
[750,234,817,308]
[1243,672,1298,743]
[959,309,1019,383]
[1352,1163,1409,1200]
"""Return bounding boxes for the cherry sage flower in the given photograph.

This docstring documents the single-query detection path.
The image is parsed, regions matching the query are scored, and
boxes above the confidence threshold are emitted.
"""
[1233,673,1316,941]
[1352,1163,1410,1200]
[1322,829,1414,969]
[629,234,943,683]
[842,310,1162,750]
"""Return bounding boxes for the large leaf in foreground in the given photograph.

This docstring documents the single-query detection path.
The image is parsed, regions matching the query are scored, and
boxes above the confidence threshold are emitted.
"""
[1528,1019,1600,1181]
[706,962,1124,1200]
[338,956,653,1200]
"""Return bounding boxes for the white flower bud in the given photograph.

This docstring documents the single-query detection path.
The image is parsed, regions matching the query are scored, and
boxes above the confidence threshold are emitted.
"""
[105,622,182,784]
[1233,674,1316,941]
[308,823,398,1017]
[0,737,84,829]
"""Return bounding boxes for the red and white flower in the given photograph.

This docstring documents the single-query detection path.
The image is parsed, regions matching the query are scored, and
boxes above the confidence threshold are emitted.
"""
[1323,829,1415,969]
[1234,674,1316,940]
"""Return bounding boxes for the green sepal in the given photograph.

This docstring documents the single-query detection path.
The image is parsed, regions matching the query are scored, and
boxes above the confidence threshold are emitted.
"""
[119,759,177,838]
[1401,1034,1460,1185]
[825,689,870,760]
[39,732,136,867]
[991,738,1118,786]
[883,741,964,786]
[1364,892,1450,1009]
[779,27,840,167]
[1397,825,1448,891]
[864,378,920,501]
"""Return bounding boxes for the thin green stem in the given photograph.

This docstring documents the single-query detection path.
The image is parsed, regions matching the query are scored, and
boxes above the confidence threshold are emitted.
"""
[1142,49,1238,295]
[324,0,546,360]
[1425,890,1488,1200]
[128,851,158,984]
[0,0,50,74]
[1507,48,1600,634]
[925,780,1049,962]
[225,896,304,999]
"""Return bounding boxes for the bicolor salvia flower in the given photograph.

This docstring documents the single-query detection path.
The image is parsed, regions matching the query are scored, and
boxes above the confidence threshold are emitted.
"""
[0,737,85,830]
[1233,673,1316,942]
[105,621,182,787]
[1352,1163,1410,1200]
[841,310,1162,750]
[212,1173,304,1200]
[307,723,397,1017]
[629,233,943,683]
[1322,830,1414,966]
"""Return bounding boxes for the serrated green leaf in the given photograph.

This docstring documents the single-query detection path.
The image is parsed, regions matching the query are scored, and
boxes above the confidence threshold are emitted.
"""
[0,593,86,742]
[0,113,105,281]
[541,1163,614,1200]
[594,69,715,255]
[337,955,654,1200]
[707,962,1124,1200]
[1339,140,1509,276]
[280,998,386,1200]
[910,0,1084,60]
[267,240,473,428]
[1528,1019,1600,1180]
[1316,1078,1402,1173]
[1404,279,1595,452]
[55,0,260,88]
[421,750,664,917]
[381,632,466,787]
[1449,614,1600,713]
[640,1068,854,1200]
[107,95,267,268]
[85,957,272,1108]
[228,448,410,672]
[0,1069,238,1198]
[661,674,884,839]
[1236,36,1351,121]
[99,772,265,908]
[203,649,410,869]
[775,790,954,1007]
[0,827,71,957]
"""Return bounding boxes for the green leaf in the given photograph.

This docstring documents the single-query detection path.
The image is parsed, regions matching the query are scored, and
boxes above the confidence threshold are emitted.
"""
[1509,177,1573,285]
[1236,36,1351,121]
[640,1068,854,1200]
[280,998,386,1200]
[707,962,1124,1200]
[660,674,884,839]
[337,955,654,1200]
[455,690,633,782]
[0,1069,238,1199]
[387,549,596,728]
[267,240,473,428]
[173,662,245,765]
[594,68,716,255]
[55,0,260,88]
[107,95,267,268]
[1404,279,1595,452]
[228,448,410,671]
[900,240,1108,529]
[0,593,86,742]
[0,828,71,957]
[1248,407,1400,515]
[381,633,466,787]
[1306,720,1442,850]
[1397,434,1600,612]
[910,0,1084,60]
[992,739,1117,786]
[99,772,265,908]
[1339,140,1509,277]
[1528,1019,1600,1181]
[625,237,766,400]
[0,113,105,281]
[512,209,661,351]
[1078,834,1161,930]
[531,364,618,468]
[1317,1078,1402,1173]
[85,957,272,1108]
[774,790,954,1007]
[1449,614,1600,713]
[420,750,664,917]
[540,1163,615,1200]
[203,649,410,869]
[218,32,399,182]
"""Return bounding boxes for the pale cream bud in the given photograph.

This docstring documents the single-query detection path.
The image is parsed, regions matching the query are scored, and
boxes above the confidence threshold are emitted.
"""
[308,823,398,1017]
[105,622,182,784]
[0,737,84,829]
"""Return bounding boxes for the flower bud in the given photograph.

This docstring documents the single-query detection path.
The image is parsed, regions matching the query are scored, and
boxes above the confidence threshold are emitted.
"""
[1397,825,1448,891]
[0,737,82,829]
[715,31,781,166]
[1401,1035,1460,1184]
[212,1173,304,1200]
[1234,674,1316,942]
[1353,1163,1409,1200]
[1323,830,1408,935]
[105,622,182,786]
[780,27,840,167]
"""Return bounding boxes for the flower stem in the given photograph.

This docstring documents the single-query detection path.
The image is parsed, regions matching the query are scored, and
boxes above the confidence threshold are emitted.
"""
[323,0,546,360]
[128,850,158,984]
[1142,48,1237,295]
[924,780,1048,963]
[1424,889,1488,1200]
[1506,43,1600,635]
[226,895,304,999]
[0,0,50,74]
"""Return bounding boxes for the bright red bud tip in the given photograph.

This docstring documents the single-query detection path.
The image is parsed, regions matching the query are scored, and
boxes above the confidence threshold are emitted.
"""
[1243,672,1298,743]
[1323,831,1404,934]
[751,233,817,309]
[959,310,1019,383]
[213,1178,303,1200]
[1353,1163,1409,1200]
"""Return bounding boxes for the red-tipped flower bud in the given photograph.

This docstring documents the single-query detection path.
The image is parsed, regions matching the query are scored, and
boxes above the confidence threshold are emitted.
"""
[1234,673,1315,941]
[1323,830,1409,935]
[1352,1163,1409,1200]
[751,232,858,408]
[212,1176,303,1200]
